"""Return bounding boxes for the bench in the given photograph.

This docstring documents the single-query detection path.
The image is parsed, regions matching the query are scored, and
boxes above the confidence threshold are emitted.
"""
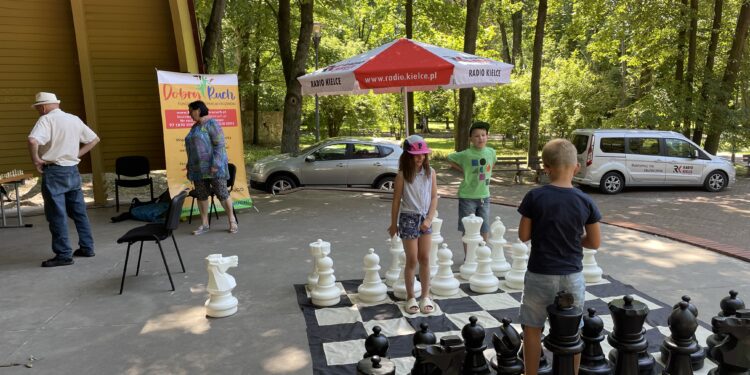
[743,155,750,176]
[495,156,543,183]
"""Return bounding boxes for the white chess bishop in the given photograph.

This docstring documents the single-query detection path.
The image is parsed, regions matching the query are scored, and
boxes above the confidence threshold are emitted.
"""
[358,248,388,303]
[311,254,341,307]
[469,241,499,293]
[488,217,511,277]
[429,211,443,279]
[503,240,529,290]
[431,243,460,297]
[459,214,483,280]
[205,254,239,318]
[307,239,331,289]
[582,247,603,283]
[385,236,404,287]
[393,251,421,300]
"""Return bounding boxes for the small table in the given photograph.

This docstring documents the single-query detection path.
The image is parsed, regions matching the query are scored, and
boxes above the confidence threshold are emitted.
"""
[0,173,34,229]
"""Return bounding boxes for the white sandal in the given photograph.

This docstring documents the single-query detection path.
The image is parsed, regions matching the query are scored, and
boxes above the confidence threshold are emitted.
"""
[405,298,419,314]
[420,297,435,314]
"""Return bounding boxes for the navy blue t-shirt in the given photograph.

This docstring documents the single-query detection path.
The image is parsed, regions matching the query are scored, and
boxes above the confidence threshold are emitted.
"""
[517,185,602,275]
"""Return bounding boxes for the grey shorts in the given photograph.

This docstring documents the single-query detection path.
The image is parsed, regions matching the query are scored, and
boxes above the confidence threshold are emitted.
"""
[193,178,230,201]
[458,197,490,234]
[398,212,432,240]
[518,271,585,328]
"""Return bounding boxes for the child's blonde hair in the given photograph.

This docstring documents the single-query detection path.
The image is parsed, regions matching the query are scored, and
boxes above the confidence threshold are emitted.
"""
[542,138,578,168]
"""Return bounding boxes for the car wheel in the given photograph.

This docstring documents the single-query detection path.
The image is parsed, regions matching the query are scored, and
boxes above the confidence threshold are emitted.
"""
[599,172,624,194]
[375,176,395,191]
[268,175,296,195]
[704,170,727,192]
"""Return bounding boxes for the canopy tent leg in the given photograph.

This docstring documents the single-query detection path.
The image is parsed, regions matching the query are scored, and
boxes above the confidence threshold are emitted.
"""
[402,87,409,137]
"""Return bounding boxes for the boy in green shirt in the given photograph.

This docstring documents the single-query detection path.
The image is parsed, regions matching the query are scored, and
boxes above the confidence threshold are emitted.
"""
[447,121,496,256]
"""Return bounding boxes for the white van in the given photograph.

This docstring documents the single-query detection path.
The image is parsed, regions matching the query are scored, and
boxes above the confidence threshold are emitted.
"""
[570,129,736,194]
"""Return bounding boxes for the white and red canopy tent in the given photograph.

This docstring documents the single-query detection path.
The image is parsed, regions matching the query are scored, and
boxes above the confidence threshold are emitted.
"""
[298,38,513,136]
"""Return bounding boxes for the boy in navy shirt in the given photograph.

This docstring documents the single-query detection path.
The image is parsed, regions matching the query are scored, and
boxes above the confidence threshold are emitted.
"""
[517,138,602,374]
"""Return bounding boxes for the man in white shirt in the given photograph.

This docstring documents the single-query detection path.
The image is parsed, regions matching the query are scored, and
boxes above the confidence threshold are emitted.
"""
[27,92,100,267]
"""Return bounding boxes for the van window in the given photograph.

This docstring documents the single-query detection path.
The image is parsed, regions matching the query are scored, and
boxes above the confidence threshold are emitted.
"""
[665,138,695,158]
[600,138,625,153]
[627,138,660,155]
[572,134,589,154]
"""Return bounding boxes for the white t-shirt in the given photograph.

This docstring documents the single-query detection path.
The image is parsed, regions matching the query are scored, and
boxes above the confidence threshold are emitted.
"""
[28,109,98,166]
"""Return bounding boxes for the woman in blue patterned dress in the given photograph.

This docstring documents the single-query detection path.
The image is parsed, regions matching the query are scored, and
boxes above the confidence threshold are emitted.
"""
[185,100,237,235]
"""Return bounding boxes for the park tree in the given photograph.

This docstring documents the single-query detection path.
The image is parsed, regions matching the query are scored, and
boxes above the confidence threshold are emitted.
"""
[202,0,228,73]
[455,0,484,151]
[405,0,415,136]
[528,0,547,163]
[693,0,724,143]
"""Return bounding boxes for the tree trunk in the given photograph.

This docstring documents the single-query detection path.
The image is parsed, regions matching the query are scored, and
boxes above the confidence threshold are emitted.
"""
[529,0,547,166]
[704,0,750,154]
[237,31,253,144]
[683,0,698,137]
[675,0,688,128]
[694,0,723,144]
[498,10,512,63]
[252,55,261,146]
[202,0,228,73]
[511,0,522,68]
[216,24,226,74]
[406,0,415,135]
[277,0,314,154]
[456,0,483,151]
[618,39,628,106]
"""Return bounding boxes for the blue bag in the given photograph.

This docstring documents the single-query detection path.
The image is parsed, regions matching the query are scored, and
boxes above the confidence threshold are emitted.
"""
[130,201,170,223]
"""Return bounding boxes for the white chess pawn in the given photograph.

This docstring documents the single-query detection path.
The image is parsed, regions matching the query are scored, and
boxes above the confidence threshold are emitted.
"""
[429,211,443,279]
[393,251,421,300]
[358,249,388,303]
[311,255,341,307]
[469,241,499,293]
[307,239,330,289]
[582,247,603,283]
[205,254,239,318]
[385,235,404,287]
[504,240,529,290]
[459,214,483,280]
[489,217,511,277]
[431,243,460,297]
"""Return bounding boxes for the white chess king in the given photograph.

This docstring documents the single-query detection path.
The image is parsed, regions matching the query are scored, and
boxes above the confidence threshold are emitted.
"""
[205,254,239,318]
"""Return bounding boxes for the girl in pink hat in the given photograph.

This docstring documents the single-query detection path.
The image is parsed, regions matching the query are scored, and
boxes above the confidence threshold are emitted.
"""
[388,135,438,314]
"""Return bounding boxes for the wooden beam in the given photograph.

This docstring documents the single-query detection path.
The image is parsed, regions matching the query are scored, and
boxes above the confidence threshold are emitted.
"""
[168,0,201,73]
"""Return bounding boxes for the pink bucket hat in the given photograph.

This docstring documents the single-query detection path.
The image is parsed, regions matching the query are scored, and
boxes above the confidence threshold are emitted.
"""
[404,135,431,155]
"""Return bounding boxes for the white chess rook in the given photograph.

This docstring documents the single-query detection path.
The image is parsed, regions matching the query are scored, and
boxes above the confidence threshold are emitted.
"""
[429,212,443,279]
[489,217,511,277]
[504,240,529,290]
[358,248,388,303]
[469,241,499,293]
[459,214,483,280]
[393,251,421,300]
[307,239,331,289]
[311,255,341,307]
[582,247,603,283]
[385,236,404,287]
[205,254,239,318]
[431,243,460,296]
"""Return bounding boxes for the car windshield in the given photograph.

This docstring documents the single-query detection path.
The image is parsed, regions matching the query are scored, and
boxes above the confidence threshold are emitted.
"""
[293,140,329,156]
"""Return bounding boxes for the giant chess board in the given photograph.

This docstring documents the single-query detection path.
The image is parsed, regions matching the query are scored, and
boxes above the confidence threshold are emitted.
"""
[295,274,718,375]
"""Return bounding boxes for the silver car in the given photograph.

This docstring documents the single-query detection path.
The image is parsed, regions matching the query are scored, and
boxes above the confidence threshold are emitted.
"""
[250,137,402,194]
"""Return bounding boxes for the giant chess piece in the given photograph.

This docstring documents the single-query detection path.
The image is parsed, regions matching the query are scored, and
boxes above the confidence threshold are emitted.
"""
[431,243,460,297]
[311,254,341,307]
[205,254,239,318]
[411,323,438,375]
[607,295,654,375]
[544,291,585,375]
[462,316,490,375]
[660,295,706,370]
[519,327,553,375]
[579,308,613,375]
[490,318,523,375]
[429,211,444,279]
[385,236,404,287]
[394,251,421,300]
[662,301,699,375]
[707,290,745,361]
[582,246,603,283]
[459,214,483,280]
[364,325,389,358]
[469,241,499,293]
[414,335,466,375]
[503,240,528,290]
[307,239,331,289]
[708,309,750,375]
[488,217,511,277]
[358,248,388,304]
[357,355,396,375]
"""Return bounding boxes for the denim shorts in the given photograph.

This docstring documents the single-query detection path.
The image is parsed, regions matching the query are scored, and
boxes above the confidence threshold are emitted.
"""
[398,212,432,240]
[457,197,490,234]
[518,271,585,328]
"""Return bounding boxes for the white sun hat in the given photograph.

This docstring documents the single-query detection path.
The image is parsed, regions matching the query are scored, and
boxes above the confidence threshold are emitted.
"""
[31,92,61,108]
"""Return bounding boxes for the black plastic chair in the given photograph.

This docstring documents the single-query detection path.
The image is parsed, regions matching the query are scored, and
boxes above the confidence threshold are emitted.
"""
[117,190,187,294]
[115,156,154,212]
[188,163,238,224]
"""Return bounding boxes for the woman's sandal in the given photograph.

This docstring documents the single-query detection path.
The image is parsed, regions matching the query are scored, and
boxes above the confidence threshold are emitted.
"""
[228,220,238,234]
[405,298,420,314]
[420,297,435,314]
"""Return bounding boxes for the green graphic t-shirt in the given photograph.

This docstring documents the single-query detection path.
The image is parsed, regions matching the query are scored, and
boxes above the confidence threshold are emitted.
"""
[447,146,496,199]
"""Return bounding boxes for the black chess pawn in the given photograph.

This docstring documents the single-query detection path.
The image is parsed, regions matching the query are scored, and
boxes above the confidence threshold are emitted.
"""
[580,308,613,375]
[490,318,523,375]
[364,326,389,358]
[660,295,706,370]
[607,295,654,375]
[707,290,746,362]
[412,322,437,375]
[519,327,553,375]
[662,301,699,375]
[708,309,750,375]
[543,291,584,375]
[461,316,490,375]
[357,355,396,375]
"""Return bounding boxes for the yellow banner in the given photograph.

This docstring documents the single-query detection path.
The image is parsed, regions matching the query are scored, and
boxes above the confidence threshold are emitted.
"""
[156,70,252,216]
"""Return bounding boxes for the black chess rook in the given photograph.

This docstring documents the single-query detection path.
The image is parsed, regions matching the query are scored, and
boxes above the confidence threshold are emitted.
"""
[490,318,523,375]
[543,291,585,375]
[461,316,490,375]
[579,308,613,375]
[607,295,654,375]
